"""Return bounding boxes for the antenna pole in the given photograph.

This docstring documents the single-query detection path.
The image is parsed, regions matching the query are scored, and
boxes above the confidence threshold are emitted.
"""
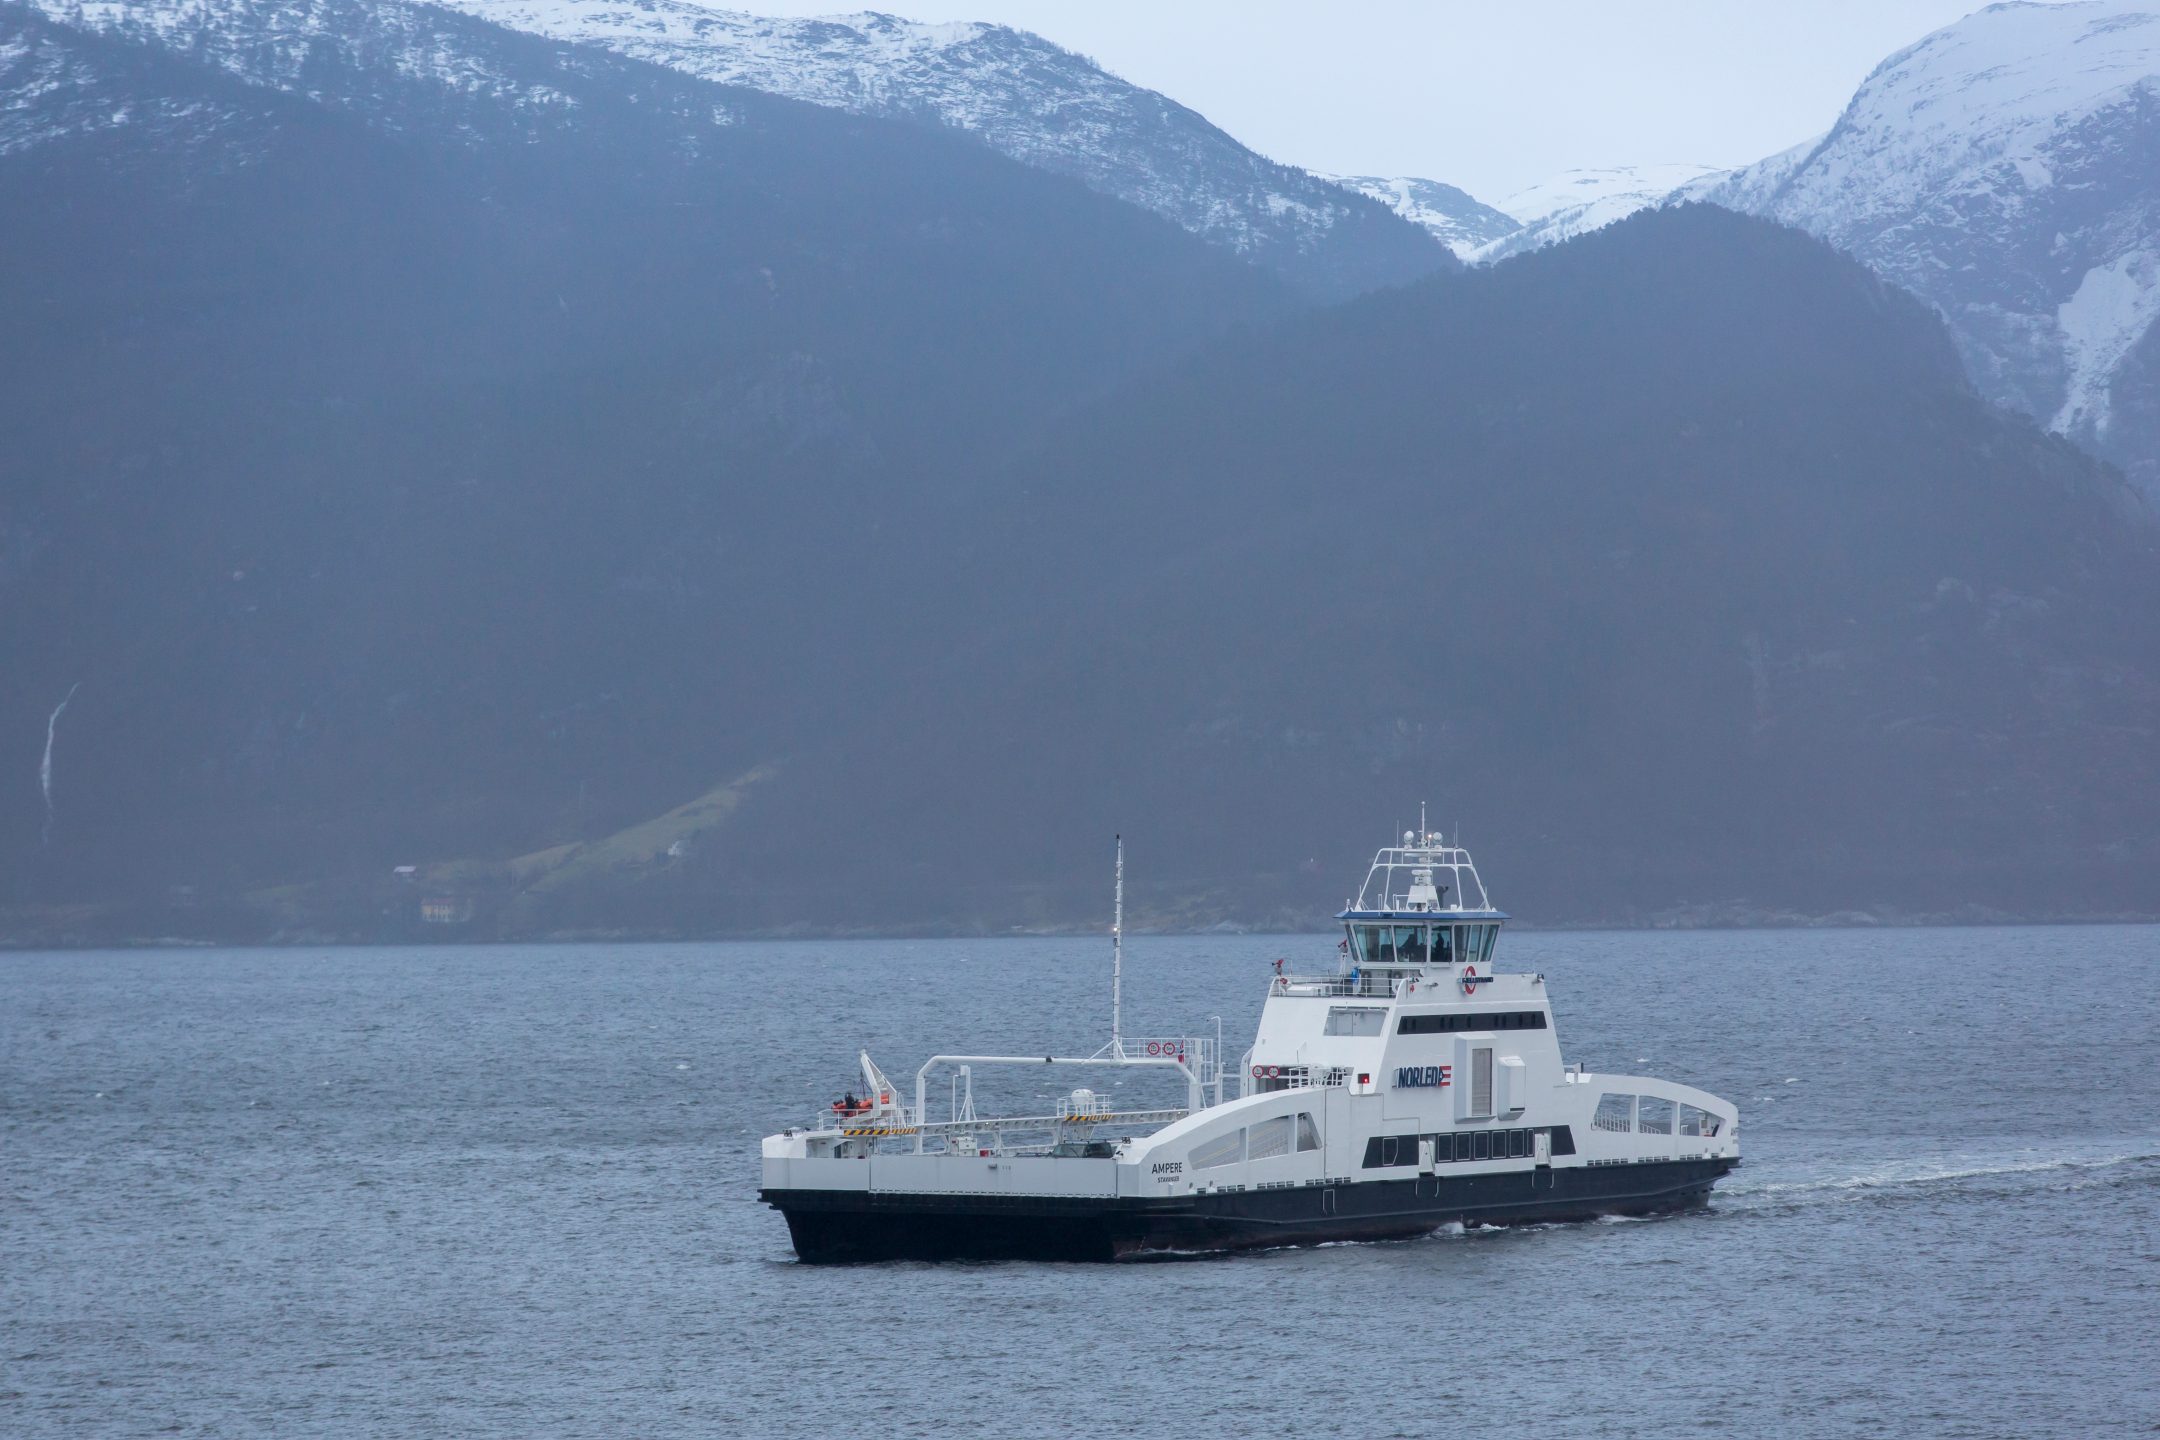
[1111,836,1124,1058]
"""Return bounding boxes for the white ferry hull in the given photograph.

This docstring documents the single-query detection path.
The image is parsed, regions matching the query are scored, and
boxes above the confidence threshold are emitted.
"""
[763,1154,1737,1263]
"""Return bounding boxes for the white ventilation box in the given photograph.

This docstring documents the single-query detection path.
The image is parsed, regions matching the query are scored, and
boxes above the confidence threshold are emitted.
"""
[1496,1054,1525,1116]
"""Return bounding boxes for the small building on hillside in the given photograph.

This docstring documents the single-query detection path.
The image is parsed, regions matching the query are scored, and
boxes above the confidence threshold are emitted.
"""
[420,895,473,925]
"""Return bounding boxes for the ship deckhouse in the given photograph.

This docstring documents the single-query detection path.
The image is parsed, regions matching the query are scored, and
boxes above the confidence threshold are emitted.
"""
[1340,828,1507,974]
[1246,828,1541,1110]
[760,821,1739,1262]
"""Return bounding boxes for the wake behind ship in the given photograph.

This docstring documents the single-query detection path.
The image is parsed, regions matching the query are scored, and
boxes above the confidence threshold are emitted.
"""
[761,825,1739,1261]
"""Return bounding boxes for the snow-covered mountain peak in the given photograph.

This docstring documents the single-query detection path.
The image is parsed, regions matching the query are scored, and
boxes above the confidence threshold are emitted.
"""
[20,0,595,116]
[434,3,1011,110]
[1495,163,1724,226]
[1777,0,2160,225]
[14,0,1447,296]
[1469,163,1724,263]
[432,0,1451,295]
[1321,173,1519,259]
[1695,0,2160,501]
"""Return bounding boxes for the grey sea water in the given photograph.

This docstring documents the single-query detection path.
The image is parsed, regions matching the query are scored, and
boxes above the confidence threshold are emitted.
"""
[4,927,2156,1439]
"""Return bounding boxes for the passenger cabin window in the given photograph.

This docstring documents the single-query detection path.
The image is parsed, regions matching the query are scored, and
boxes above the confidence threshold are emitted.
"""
[1325,1006,1388,1037]
[1679,1104,1720,1138]
[1593,1093,1637,1132]
[1637,1096,1675,1134]
[1361,1134,1420,1168]
[1247,1116,1293,1161]
[1398,1010,1548,1035]
[1191,1128,1244,1170]
[1367,1126,1575,1168]
[1295,1113,1322,1152]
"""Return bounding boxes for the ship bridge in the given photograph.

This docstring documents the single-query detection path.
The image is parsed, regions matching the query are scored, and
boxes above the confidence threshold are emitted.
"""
[1337,828,1508,972]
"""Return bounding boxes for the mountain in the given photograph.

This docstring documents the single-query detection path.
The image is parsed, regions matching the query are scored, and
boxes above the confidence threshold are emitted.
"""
[1321,174,1521,259]
[6,2,2157,942]
[504,207,2160,935]
[709,205,2158,933]
[1690,1,2160,501]
[418,0,1455,299]
[0,0,1294,932]
[1472,163,1724,262]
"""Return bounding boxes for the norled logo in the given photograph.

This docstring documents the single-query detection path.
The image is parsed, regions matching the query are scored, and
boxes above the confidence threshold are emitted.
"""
[1394,1065,1451,1088]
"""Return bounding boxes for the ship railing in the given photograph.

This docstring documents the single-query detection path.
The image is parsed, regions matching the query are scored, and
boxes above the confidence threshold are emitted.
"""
[1271,972,1401,999]
[813,1106,1193,1150]
[1056,1092,1114,1123]
[1245,1063,1353,1095]
[1352,839,1493,914]
[906,1108,1192,1156]
[910,1048,1213,1153]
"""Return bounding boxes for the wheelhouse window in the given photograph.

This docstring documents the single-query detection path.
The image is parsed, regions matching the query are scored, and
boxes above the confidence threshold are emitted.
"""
[1433,926,1455,965]
[1354,925,1437,965]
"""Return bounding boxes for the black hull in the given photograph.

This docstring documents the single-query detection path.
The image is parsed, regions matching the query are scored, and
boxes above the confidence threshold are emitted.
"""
[763,1157,1737,1263]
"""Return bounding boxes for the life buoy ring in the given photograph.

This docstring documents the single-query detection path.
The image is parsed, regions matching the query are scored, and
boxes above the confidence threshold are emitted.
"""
[1265,1065,1281,1079]
[1460,965,1479,995]
[1250,1064,1265,1079]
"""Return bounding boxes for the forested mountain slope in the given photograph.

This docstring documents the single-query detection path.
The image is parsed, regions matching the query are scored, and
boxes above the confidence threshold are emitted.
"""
[0,0,1289,933]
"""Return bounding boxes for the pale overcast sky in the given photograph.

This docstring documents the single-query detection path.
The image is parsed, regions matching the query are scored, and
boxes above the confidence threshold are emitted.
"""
[747,0,2063,200]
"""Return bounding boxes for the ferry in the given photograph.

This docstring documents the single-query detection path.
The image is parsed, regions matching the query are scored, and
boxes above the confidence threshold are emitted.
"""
[760,825,1738,1261]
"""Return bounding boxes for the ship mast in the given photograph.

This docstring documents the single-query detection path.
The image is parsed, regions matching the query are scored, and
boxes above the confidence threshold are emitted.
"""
[1109,835,1125,1059]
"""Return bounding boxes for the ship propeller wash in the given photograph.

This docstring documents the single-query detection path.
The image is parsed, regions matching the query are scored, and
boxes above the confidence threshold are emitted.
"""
[761,824,1739,1261]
